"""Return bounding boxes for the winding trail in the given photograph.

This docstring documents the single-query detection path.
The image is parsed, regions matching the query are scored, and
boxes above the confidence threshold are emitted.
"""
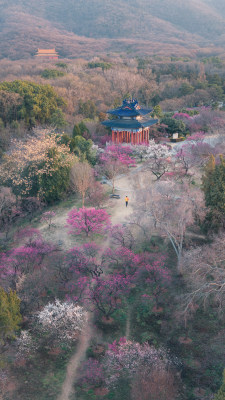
[57,314,92,400]
[56,168,143,400]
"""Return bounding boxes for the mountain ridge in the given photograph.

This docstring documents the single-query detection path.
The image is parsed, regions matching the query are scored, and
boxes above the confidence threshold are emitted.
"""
[0,0,225,60]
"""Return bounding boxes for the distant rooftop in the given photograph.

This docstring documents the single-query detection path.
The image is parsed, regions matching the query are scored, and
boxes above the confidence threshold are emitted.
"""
[35,49,59,58]
[36,49,58,54]
[107,99,153,118]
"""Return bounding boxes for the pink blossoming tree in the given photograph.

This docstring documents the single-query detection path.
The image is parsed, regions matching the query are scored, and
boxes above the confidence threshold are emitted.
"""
[137,253,171,307]
[41,211,56,228]
[15,227,42,245]
[0,239,55,288]
[67,207,110,238]
[79,359,104,387]
[72,273,131,320]
[108,224,135,250]
[102,246,142,277]
[66,242,103,278]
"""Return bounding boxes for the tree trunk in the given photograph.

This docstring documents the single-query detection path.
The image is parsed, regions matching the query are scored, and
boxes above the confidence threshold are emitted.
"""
[112,178,115,194]
[82,193,85,208]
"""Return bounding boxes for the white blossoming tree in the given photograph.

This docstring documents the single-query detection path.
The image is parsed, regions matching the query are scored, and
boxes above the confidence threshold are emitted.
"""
[103,338,174,388]
[132,140,171,180]
[132,140,170,161]
[37,300,86,341]
[17,330,38,355]
[0,130,76,201]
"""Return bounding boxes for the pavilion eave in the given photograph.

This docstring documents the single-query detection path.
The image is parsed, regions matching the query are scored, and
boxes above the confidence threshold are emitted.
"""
[102,118,158,130]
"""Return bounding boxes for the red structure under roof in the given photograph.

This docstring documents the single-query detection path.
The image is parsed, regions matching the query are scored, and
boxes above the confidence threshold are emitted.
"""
[102,99,158,145]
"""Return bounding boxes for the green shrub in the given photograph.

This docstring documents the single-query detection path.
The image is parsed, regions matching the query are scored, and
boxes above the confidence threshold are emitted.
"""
[41,69,65,79]
[0,288,22,343]
[78,100,97,119]
[88,62,112,71]
[55,62,68,69]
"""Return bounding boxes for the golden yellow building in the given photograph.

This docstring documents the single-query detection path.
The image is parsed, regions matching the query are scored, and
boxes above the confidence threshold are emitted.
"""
[35,49,59,60]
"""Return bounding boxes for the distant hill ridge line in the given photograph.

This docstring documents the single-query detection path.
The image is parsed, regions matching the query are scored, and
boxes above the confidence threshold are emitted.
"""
[1,0,225,59]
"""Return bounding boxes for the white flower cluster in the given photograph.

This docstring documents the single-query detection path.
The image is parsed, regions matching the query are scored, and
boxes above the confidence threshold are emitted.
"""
[17,330,38,355]
[104,340,172,388]
[132,140,170,161]
[37,300,86,341]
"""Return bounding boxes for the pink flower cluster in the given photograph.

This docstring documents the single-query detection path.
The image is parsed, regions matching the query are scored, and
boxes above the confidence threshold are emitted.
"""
[172,112,192,120]
[67,207,110,237]
[66,242,102,278]
[101,145,136,167]
[79,358,104,386]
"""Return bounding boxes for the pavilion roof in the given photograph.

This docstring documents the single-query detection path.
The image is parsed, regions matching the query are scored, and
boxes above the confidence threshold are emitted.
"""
[37,48,58,54]
[102,118,158,130]
[107,99,152,117]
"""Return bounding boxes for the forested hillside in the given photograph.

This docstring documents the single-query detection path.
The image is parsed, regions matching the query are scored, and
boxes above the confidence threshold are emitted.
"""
[1,0,225,59]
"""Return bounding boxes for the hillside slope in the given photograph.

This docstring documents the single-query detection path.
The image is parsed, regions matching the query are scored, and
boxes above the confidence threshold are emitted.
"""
[0,0,225,59]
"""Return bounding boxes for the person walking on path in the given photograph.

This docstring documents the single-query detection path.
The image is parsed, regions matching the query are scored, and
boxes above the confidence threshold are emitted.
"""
[125,195,129,207]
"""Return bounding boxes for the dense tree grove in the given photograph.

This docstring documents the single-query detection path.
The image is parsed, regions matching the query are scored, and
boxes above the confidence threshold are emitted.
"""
[0,131,75,202]
[0,55,224,400]
[0,80,65,127]
[202,155,225,229]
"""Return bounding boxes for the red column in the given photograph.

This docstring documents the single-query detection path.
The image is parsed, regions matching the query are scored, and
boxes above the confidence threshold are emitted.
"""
[117,131,119,144]
[147,129,149,144]
[112,130,115,143]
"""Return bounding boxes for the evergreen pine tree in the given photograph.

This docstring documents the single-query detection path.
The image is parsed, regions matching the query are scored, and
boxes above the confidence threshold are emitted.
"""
[153,105,163,118]
[202,155,225,213]
[0,288,22,342]
[78,121,89,135]
[72,124,81,138]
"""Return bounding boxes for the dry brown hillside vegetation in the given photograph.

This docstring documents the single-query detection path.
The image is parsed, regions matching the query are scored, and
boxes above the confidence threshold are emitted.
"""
[1,54,225,152]
[1,0,225,59]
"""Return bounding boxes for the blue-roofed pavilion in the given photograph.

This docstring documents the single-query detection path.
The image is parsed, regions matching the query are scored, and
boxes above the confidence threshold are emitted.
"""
[102,99,158,144]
